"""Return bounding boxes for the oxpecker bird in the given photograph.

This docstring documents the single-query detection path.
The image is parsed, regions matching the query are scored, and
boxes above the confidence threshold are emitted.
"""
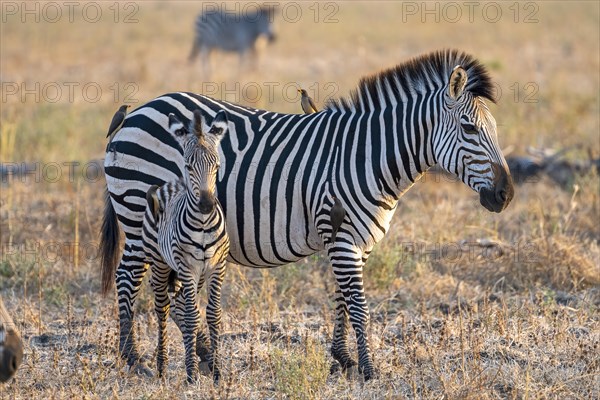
[106,105,130,156]
[145,184,162,221]
[298,88,318,114]
[330,196,346,243]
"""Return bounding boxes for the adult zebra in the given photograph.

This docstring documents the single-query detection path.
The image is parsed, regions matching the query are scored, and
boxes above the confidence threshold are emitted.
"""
[101,49,514,380]
[188,5,276,74]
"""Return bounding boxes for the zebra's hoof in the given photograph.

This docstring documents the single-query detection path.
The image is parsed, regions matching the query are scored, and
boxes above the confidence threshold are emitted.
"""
[344,364,359,380]
[199,360,212,376]
[196,346,211,362]
[186,373,199,384]
[330,360,359,379]
[329,361,341,375]
[359,366,378,382]
[130,361,154,377]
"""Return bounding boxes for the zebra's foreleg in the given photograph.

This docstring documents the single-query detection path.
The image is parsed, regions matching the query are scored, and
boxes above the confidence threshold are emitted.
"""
[330,282,356,372]
[181,278,201,383]
[199,47,212,79]
[205,260,226,384]
[116,248,153,375]
[329,245,375,381]
[171,275,212,362]
[150,264,171,378]
[238,47,258,73]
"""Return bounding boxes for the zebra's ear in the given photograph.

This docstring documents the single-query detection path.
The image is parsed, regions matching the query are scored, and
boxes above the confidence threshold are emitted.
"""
[168,113,179,128]
[192,109,206,139]
[146,185,160,220]
[448,65,468,100]
[207,110,229,146]
[168,113,188,137]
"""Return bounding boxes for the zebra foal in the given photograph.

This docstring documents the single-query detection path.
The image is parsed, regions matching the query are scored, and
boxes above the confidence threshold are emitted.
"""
[141,110,230,383]
[0,296,23,383]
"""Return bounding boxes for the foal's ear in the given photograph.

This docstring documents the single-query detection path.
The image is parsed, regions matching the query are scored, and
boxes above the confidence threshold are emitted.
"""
[206,110,229,147]
[448,65,468,100]
[167,113,188,137]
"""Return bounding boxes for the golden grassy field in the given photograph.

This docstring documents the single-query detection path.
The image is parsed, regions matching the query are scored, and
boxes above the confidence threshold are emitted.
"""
[1,1,599,399]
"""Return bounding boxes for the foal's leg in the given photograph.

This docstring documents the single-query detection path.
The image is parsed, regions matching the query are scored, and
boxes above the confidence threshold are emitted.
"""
[205,259,226,384]
[180,277,201,383]
[150,264,171,377]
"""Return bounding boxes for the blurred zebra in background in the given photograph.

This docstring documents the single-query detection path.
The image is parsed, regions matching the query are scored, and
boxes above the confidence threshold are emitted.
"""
[102,50,514,380]
[188,5,277,76]
[142,110,229,383]
[0,296,22,383]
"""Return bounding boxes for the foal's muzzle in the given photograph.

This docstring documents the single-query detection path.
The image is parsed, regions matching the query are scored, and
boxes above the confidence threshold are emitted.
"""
[198,190,216,214]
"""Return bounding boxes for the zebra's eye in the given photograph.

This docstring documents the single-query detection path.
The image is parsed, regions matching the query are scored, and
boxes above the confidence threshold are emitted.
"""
[461,122,478,135]
[176,128,187,136]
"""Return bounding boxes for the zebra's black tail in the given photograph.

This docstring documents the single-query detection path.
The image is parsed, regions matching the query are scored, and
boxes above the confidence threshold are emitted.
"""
[100,189,121,296]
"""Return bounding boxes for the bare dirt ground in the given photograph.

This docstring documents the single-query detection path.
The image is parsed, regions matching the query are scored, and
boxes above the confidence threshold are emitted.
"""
[1,2,598,399]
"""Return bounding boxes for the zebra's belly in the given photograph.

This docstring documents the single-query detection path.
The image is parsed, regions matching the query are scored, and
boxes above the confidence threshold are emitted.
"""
[226,237,322,268]
[222,197,324,268]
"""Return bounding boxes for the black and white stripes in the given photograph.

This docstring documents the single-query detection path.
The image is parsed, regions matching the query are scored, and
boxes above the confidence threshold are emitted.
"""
[141,110,229,383]
[101,49,514,380]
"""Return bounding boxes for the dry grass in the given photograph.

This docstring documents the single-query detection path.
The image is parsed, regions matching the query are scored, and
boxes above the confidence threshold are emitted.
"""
[1,1,599,399]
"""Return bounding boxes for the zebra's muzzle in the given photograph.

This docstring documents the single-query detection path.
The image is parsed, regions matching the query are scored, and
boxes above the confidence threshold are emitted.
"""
[0,330,23,383]
[479,162,514,213]
[198,190,216,214]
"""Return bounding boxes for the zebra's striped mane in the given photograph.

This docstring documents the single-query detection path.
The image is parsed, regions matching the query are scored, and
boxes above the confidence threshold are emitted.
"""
[326,49,495,112]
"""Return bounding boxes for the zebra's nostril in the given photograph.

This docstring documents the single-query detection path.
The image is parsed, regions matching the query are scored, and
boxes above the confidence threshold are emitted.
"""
[9,354,18,372]
[499,189,507,202]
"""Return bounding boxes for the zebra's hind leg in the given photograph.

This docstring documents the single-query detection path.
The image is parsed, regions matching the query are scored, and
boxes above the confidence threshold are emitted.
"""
[116,245,153,376]
[151,264,171,378]
[328,244,375,381]
[188,37,201,63]
[180,278,201,383]
[205,260,226,384]
[330,282,357,373]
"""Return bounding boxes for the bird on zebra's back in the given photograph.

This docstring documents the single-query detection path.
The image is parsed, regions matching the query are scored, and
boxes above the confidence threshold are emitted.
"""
[101,49,515,381]
[188,5,277,77]
[330,196,346,243]
[0,296,23,383]
[298,88,318,114]
[106,105,129,157]
[141,109,230,384]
